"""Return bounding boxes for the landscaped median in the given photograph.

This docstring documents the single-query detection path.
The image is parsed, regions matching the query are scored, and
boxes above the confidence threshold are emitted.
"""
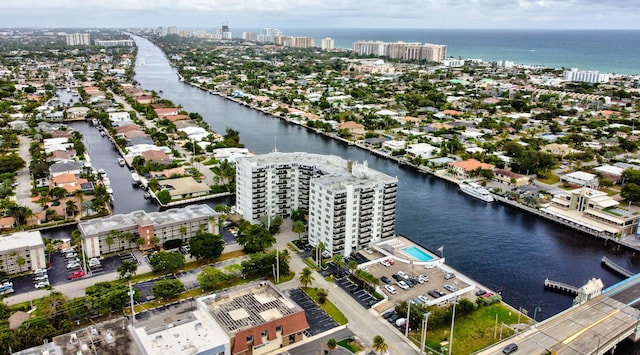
[302,287,348,325]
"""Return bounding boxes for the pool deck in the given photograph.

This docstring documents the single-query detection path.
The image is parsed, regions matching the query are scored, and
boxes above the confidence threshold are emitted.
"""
[375,235,441,265]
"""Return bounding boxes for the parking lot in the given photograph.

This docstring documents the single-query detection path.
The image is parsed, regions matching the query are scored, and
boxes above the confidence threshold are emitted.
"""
[361,255,474,306]
[3,250,128,295]
[335,276,379,308]
[287,288,338,335]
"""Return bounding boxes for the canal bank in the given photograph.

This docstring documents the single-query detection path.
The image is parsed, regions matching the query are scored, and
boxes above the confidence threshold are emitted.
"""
[131,35,640,324]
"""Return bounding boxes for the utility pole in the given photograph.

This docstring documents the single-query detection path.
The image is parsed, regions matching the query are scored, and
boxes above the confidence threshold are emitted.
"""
[421,312,431,355]
[276,247,280,283]
[405,301,412,337]
[129,281,135,324]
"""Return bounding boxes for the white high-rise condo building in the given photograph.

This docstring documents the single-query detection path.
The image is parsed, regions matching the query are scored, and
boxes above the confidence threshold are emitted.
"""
[321,37,335,50]
[66,32,90,46]
[352,40,447,62]
[236,152,397,257]
[563,68,610,83]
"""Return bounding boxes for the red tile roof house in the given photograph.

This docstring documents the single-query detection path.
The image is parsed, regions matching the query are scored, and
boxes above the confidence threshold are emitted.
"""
[448,159,495,179]
[141,150,173,165]
[154,107,180,117]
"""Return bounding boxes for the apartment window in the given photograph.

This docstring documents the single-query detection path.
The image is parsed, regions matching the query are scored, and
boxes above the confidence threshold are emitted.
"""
[276,325,282,333]
[261,330,268,337]
[246,335,253,342]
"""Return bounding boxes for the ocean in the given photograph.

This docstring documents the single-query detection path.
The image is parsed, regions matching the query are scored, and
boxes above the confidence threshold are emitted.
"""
[242,28,640,76]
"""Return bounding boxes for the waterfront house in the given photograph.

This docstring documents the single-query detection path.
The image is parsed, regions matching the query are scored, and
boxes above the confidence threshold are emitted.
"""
[494,169,529,187]
[448,159,495,178]
[542,143,583,157]
[49,159,84,177]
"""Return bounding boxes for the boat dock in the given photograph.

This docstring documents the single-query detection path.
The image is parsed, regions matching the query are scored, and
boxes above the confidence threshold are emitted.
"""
[544,278,578,296]
[601,256,635,278]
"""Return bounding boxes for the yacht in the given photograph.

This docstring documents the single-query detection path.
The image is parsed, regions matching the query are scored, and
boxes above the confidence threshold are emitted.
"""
[117,158,126,167]
[459,182,494,202]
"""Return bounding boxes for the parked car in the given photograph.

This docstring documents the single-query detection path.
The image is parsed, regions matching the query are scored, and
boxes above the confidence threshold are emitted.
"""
[475,289,487,296]
[502,343,518,354]
[397,271,409,280]
[34,268,47,275]
[418,295,429,303]
[68,271,86,280]
[33,274,48,281]
[66,262,80,269]
[391,274,402,281]
[428,290,442,298]
[417,274,429,283]
[424,263,434,269]
[444,284,458,292]
[62,248,75,254]
[380,259,390,267]
[386,259,395,265]
[34,281,50,289]
[89,258,101,267]
[397,280,410,290]
[65,252,77,259]
[384,285,397,295]
[444,272,456,280]
[363,247,373,254]
[380,276,391,284]
[0,285,14,295]
[1,279,12,288]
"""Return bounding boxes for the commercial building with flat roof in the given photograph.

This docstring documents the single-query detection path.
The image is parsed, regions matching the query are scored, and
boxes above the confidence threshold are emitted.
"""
[78,204,218,257]
[236,152,397,257]
[0,231,46,275]
[199,281,309,355]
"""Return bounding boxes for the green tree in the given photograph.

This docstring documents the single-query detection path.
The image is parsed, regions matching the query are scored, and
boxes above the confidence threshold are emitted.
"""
[86,282,140,316]
[16,317,57,350]
[290,208,306,223]
[156,190,171,204]
[317,288,329,304]
[197,267,230,291]
[327,338,337,354]
[292,220,305,242]
[299,267,314,288]
[117,260,138,280]
[332,254,345,278]
[189,230,225,260]
[236,223,276,253]
[16,256,26,272]
[0,154,26,174]
[149,251,185,272]
[372,335,388,355]
[151,279,184,300]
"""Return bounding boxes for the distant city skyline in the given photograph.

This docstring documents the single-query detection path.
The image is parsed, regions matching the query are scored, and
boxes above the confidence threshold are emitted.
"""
[2,0,639,30]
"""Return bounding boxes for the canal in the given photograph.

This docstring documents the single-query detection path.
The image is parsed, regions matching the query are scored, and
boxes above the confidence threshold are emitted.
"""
[129,35,640,323]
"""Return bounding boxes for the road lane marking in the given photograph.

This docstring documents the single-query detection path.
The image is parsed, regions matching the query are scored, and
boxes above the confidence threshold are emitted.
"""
[562,309,619,345]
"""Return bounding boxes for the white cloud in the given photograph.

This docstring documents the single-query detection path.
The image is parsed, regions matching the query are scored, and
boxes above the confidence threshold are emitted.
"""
[2,0,638,28]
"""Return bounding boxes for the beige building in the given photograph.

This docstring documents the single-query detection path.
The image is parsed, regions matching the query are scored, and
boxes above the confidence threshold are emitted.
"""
[494,169,529,187]
[0,231,46,275]
[78,204,218,257]
[544,187,637,236]
[352,40,447,62]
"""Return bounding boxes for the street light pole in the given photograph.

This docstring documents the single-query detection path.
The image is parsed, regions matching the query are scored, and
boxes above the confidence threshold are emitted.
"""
[448,297,458,355]
[534,306,542,322]
[421,312,431,355]
[405,301,412,337]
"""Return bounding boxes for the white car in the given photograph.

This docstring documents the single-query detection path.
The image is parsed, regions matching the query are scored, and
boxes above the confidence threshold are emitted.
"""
[89,259,101,267]
[417,274,429,283]
[33,274,48,281]
[444,284,458,292]
[424,263,434,269]
[384,285,397,295]
[397,280,410,290]
[397,271,409,280]
[34,268,48,275]
[380,260,390,267]
[363,247,373,254]
[34,281,50,289]
[66,262,80,269]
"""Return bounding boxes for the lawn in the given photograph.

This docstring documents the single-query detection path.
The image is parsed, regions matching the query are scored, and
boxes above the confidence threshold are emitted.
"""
[411,303,526,355]
[337,338,363,353]
[537,173,560,185]
[303,287,348,325]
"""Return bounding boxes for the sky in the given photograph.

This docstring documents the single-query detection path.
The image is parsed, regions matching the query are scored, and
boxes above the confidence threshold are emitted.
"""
[2,0,639,30]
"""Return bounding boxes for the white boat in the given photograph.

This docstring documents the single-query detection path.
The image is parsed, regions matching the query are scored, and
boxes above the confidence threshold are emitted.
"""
[131,172,141,186]
[98,169,106,175]
[105,187,113,194]
[459,182,494,202]
[117,158,126,167]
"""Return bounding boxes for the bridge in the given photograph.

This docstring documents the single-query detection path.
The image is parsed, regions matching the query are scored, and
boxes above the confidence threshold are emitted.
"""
[476,274,640,354]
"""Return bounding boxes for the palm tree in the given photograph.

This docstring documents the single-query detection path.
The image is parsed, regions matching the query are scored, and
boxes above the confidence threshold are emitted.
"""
[299,267,314,288]
[292,220,305,242]
[348,260,357,275]
[65,199,77,220]
[332,254,345,278]
[327,338,337,354]
[372,335,388,355]
[16,256,26,272]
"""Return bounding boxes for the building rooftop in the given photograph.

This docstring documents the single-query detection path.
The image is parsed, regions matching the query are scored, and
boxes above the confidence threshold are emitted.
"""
[200,282,304,336]
[134,308,228,355]
[78,204,217,237]
[0,231,44,253]
[160,177,210,197]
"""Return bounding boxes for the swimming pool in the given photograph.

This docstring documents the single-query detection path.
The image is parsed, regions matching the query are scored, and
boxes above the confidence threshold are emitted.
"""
[401,246,434,262]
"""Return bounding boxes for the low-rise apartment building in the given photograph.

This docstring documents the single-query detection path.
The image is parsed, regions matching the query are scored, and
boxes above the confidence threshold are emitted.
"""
[0,231,46,275]
[78,204,218,257]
